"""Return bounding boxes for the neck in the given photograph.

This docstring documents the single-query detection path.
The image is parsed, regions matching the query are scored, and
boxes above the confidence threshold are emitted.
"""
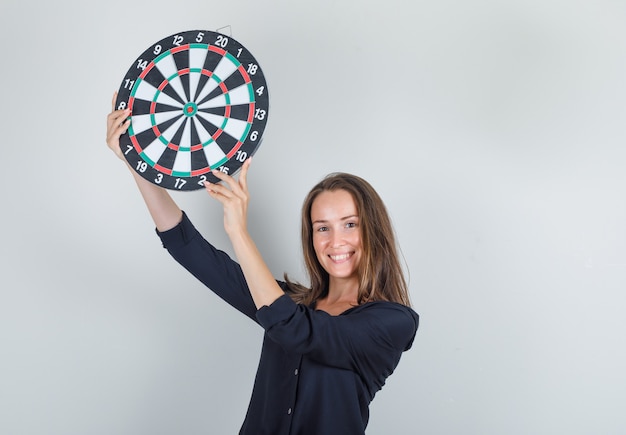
[315,280,359,316]
[325,277,359,305]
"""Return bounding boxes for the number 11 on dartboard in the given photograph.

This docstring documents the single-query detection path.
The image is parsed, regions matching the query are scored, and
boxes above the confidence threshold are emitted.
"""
[115,29,270,191]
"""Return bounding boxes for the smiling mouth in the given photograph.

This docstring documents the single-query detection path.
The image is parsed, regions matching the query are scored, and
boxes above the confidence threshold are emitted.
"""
[329,253,353,262]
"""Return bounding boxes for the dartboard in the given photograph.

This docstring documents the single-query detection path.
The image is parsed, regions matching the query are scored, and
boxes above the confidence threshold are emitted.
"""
[115,30,269,191]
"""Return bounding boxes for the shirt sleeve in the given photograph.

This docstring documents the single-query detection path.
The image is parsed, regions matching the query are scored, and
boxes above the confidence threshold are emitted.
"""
[256,294,419,379]
[156,211,260,321]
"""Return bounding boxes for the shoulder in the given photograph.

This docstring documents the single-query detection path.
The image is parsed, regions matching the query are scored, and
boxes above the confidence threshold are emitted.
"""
[352,300,418,320]
[349,301,419,350]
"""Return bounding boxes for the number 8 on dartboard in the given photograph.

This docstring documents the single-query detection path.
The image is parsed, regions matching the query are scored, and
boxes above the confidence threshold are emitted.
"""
[115,30,270,191]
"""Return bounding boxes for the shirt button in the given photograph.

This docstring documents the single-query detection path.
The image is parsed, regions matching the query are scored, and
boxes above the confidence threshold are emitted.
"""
[294,369,299,376]
[287,408,292,415]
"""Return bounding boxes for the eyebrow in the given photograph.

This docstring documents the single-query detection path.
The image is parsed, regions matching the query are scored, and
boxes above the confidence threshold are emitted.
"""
[312,214,359,225]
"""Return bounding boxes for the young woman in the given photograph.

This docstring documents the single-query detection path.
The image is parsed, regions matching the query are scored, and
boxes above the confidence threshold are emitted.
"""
[106,95,419,435]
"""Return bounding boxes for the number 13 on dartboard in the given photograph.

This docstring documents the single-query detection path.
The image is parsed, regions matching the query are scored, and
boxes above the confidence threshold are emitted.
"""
[115,30,270,191]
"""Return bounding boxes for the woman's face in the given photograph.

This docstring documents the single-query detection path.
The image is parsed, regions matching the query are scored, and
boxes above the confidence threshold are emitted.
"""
[310,189,362,284]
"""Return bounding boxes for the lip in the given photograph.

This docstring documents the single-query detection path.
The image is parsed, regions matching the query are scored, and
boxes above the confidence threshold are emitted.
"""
[328,252,354,263]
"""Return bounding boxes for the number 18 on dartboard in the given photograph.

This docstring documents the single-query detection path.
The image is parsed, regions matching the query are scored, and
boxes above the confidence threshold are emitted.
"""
[115,30,270,191]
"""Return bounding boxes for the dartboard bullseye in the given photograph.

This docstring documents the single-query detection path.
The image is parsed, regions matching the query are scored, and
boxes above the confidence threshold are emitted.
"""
[115,30,269,191]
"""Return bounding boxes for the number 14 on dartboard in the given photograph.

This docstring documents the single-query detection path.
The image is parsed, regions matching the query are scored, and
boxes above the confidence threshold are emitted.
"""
[115,29,270,191]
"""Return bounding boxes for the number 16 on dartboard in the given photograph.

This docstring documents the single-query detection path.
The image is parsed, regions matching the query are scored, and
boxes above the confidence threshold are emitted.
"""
[115,30,270,191]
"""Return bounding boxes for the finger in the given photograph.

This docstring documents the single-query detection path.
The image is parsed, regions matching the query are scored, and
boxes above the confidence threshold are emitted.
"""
[111,92,118,112]
[210,168,229,181]
[203,180,234,199]
[113,118,131,137]
[210,168,241,193]
[106,111,130,139]
[203,183,237,208]
[107,108,129,128]
[106,116,130,154]
[203,182,220,198]
[238,157,252,192]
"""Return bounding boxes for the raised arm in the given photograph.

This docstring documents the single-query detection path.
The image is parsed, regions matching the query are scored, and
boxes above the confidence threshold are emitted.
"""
[106,92,182,231]
[107,92,283,310]
[203,160,285,310]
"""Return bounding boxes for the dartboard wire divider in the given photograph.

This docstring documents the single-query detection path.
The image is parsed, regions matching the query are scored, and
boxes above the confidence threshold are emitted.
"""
[115,29,269,191]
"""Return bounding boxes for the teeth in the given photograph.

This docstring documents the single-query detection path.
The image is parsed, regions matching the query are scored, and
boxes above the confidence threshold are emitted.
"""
[330,253,351,261]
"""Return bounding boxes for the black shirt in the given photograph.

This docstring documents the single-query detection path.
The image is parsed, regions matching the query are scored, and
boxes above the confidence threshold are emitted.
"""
[157,212,419,435]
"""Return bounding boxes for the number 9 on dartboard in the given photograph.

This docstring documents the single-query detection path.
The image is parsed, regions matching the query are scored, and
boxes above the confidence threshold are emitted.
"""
[115,30,269,191]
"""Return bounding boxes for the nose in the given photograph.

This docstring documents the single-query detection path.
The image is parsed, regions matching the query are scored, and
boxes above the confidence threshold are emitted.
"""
[330,230,345,248]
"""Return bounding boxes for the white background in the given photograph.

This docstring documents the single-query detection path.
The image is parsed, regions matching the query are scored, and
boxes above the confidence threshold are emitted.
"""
[1,0,625,434]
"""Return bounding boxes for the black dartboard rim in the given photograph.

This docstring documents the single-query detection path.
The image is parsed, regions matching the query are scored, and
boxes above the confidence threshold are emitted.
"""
[115,30,269,191]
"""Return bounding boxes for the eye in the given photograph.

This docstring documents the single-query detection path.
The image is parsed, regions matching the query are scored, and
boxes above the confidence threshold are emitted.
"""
[345,221,358,229]
[315,225,329,232]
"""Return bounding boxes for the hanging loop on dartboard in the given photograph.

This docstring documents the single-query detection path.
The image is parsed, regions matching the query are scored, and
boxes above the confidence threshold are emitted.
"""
[115,30,269,191]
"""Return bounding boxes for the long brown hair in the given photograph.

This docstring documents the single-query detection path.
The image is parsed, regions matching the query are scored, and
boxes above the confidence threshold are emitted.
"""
[285,173,411,307]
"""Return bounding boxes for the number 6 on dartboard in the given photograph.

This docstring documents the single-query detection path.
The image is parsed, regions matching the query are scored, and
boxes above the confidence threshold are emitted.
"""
[115,29,270,191]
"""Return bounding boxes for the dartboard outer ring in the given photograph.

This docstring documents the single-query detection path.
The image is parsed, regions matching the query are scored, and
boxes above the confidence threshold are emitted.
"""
[115,30,269,191]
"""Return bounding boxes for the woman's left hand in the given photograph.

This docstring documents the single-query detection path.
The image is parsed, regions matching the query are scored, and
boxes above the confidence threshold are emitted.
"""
[106,92,131,161]
[204,158,252,237]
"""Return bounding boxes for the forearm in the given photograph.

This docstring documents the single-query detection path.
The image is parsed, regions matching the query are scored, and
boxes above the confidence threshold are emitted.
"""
[228,230,285,309]
[107,96,182,232]
[201,158,282,309]
[129,165,182,232]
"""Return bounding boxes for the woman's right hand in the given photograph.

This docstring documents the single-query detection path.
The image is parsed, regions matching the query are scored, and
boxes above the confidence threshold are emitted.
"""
[106,92,131,161]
